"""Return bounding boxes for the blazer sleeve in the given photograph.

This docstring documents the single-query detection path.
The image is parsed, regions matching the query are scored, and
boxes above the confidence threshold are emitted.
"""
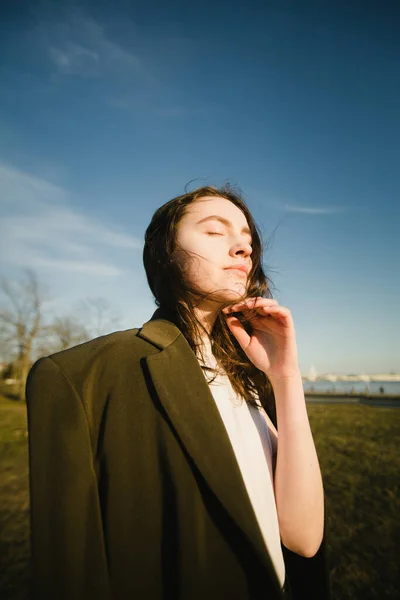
[26,357,111,600]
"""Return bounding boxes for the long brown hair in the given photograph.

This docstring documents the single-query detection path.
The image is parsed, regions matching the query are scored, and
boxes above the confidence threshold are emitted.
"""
[143,183,277,424]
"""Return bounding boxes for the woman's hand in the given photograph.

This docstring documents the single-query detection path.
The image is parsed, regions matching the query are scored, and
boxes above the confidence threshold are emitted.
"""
[222,297,300,382]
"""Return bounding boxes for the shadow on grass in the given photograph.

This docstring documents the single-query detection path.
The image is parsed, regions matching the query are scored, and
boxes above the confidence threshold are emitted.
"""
[0,396,399,599]
[0,526,31,600]
[0,383,22,403]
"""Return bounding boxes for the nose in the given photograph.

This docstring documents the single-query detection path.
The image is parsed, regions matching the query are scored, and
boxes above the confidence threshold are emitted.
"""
[230,240,252,260]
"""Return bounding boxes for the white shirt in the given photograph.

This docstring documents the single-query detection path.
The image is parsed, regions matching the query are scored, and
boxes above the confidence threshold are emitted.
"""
[198,337,286,587]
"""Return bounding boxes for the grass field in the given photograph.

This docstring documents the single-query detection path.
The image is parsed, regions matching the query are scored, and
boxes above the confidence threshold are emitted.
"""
[0,392,399,599]
[0,393,31,600]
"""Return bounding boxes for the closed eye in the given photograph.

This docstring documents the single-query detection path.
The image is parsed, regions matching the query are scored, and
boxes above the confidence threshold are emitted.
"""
[207,232,252,245]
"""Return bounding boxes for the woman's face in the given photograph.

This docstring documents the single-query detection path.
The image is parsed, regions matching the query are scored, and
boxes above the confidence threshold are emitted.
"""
[175,196,253,305]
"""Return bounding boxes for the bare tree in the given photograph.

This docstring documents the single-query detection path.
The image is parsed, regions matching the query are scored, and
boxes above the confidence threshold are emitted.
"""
[41,297,119,353]
[0,270,122,400]
[0,269,47,400]
[37,315,90,355]
[76,297,121,338]
[50,315,90,350]
[0,315,15,364]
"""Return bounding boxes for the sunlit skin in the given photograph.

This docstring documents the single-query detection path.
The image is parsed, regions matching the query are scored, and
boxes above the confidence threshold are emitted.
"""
[175,196,325,558]
[175,196,254,330]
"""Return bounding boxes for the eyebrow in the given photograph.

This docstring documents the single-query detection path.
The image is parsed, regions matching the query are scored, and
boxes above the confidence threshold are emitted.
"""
[196,215,252,237]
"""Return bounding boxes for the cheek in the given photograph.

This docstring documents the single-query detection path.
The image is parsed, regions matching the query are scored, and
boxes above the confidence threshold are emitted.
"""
[186,255,217,285]
[176,253,220,293]
[175,237,219,273]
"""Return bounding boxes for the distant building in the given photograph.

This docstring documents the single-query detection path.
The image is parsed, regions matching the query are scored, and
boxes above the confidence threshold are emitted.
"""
[324,374,338,382]
[304,364,317,381]
[302,369,400,382]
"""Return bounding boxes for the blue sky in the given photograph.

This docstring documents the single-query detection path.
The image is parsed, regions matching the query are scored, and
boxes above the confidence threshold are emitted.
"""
[0,0,399,375]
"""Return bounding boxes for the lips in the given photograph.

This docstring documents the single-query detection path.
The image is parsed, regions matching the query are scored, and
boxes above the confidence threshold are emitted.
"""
[224,265,249,275]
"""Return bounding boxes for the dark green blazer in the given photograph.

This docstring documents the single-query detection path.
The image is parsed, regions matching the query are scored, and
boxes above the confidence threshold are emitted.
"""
[26,308,330,600]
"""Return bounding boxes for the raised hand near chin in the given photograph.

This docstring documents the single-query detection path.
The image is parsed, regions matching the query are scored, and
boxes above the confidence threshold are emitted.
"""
[222,296,301,383]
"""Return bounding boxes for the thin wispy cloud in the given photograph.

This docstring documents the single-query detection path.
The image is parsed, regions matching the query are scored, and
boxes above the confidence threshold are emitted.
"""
[42,13,155,84]
[28,256,123,277]
[49,43,100,72]
[0,163,142,277]
[283,203,355,215]
[0,161,68,208]
[153,105,216,118]
[15,6,196,116]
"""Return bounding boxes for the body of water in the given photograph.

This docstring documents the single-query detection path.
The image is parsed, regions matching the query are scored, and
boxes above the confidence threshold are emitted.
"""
[302,380,400,395]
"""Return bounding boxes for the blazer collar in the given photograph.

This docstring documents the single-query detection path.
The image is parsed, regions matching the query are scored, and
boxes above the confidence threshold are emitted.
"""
[137,307,182,349]
[137,309,282,592]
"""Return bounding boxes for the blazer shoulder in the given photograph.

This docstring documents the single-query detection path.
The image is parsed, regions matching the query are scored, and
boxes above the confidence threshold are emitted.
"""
[26,327,166,432]
[26,328,164,461]
[30,327,161,383]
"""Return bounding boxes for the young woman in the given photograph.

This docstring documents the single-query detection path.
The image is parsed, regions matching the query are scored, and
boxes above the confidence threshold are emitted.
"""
[26,185,330,599]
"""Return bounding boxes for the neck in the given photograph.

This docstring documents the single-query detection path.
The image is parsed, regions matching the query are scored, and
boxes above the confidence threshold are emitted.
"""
[193,303,220,337]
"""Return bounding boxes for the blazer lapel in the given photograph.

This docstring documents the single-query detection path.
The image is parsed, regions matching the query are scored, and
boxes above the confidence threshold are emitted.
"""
[138,310,282,592]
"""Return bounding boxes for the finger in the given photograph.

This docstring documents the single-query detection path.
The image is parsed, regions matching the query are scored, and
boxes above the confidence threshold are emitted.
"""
[261,305,292,324]
[232,301,279,317]
[225,315,251,348]
[262,305,290,315]
[223,298,278,314]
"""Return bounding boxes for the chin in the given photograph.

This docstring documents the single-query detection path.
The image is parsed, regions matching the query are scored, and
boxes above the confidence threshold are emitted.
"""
[190,272,248,305]
[212,284,248,304]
